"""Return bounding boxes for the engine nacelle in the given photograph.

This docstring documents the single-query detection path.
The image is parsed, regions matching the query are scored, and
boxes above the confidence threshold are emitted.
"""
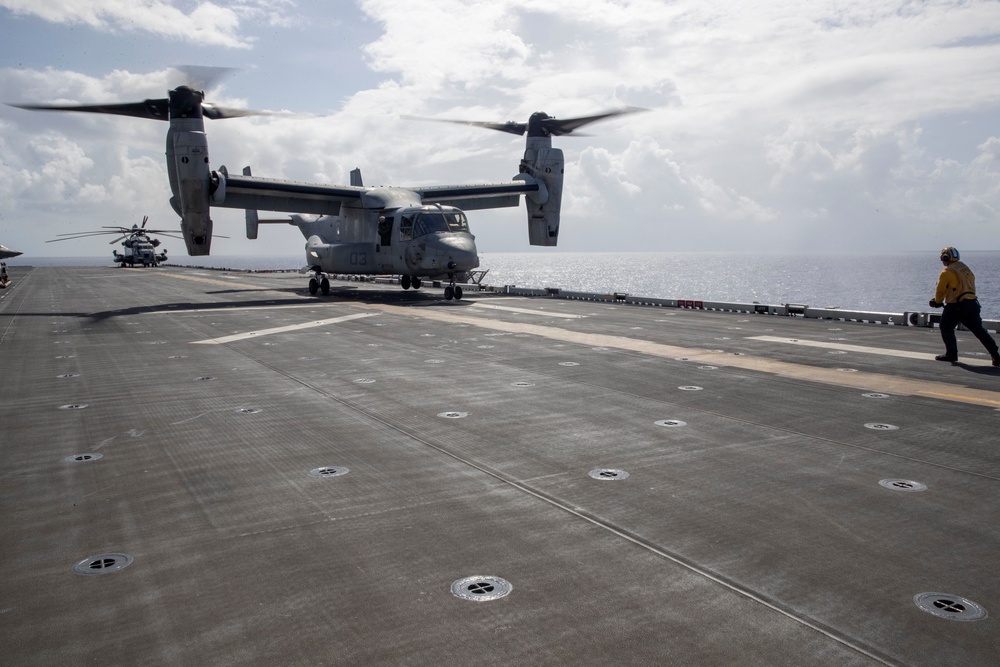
[169,129,214,255]
[517,142,564,246]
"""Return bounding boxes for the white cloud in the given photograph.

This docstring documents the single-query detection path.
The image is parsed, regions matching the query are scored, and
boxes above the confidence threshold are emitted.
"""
[0,0,271,48]
[3,1,1000,256]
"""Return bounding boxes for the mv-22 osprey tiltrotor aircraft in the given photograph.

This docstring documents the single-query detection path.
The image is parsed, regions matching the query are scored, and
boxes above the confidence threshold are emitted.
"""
[13,81,640,299]
[47,216,179,267]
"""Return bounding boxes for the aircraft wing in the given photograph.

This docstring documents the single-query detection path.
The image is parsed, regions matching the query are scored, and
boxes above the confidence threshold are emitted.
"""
[414,181,540,211]
[218,172,365,216]
[216,172,540,215]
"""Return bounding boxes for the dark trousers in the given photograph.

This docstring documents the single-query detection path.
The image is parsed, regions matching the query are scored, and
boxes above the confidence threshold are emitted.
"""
[940,299,1000,359]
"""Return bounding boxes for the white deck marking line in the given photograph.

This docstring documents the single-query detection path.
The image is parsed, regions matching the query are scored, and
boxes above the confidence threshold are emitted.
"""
[748,335,994,366]
[154,271,275,290]
[147,304,328,315]
[356,303,1000,408]
[469,302,584,319]
[191,312,376,344]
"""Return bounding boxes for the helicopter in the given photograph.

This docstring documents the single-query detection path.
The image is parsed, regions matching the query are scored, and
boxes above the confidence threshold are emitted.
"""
[12,76,642,299]
[47,216,179,267]
[0,244,22,260]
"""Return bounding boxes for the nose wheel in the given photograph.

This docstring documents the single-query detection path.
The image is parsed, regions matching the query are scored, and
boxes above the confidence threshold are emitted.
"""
[308,273,331,296]
[443,284,463,301]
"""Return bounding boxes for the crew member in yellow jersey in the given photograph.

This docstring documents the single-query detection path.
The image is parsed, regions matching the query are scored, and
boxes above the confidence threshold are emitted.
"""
[928,247,1000,366]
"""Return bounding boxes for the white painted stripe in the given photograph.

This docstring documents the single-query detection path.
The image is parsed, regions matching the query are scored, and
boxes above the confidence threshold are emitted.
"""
[357,302,1000,408]
[469,302,584,319]
[747,335,993,366]
[191,312,376,344]
[148,304,318,315]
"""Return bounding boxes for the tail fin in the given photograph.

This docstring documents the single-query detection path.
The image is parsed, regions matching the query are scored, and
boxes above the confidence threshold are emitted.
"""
[350,168,363,187]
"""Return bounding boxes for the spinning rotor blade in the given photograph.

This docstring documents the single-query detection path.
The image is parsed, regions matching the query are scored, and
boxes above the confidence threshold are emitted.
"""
[10,99,170,120]
[406,107,646,138]
[9,67,272,122]
[404,116,527,136]
[170,65,236,93]
[540,108,647,136]
[10,95,270,121]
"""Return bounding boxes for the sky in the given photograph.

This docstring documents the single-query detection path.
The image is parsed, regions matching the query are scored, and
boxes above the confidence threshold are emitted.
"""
[1,0,999,259]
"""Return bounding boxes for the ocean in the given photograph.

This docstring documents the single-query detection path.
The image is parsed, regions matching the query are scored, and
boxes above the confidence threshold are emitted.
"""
[18,251,1000,320]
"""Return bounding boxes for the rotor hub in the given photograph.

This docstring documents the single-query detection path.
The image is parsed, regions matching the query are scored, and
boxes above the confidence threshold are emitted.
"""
[169,86,205,120]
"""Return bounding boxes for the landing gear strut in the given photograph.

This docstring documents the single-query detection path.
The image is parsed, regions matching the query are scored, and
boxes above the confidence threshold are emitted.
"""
[308,271,330,296]
[443,276,463,301]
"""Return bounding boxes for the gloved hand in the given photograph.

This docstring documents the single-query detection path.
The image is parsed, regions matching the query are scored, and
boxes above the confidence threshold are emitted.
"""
[929,299,942,308]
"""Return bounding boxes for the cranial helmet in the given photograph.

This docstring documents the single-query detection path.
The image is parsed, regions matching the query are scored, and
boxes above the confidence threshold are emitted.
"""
[940,247,960,263]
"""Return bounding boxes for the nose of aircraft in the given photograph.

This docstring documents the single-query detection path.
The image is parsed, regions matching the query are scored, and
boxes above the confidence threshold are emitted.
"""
[424,234,479,272]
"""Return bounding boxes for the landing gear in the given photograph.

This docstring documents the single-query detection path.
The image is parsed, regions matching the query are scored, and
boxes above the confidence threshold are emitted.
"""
[309,273,331,296]
[443,283,463,301]
[400,275,422,290]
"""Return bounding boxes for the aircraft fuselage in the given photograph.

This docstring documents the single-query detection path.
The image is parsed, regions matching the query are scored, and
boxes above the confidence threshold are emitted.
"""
[297,202,480,281]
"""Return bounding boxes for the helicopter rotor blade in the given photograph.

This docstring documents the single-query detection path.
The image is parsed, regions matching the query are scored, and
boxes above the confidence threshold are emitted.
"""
[8,67,272,122]
[9,99,170,121]
[402,115,527,136]
[46,230,128,242]
[406,107,647,138]
[540,107,647,136]
[169,65,237,93]
[141,231,187,240]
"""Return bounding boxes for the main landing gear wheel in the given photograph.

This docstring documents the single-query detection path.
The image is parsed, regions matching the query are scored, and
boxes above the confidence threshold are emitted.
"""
[309,274,331,296]
[400,275,422,290]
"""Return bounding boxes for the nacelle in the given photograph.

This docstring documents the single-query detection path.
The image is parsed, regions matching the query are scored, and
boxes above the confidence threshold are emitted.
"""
[517,140,564,246]
[166,125,214,255]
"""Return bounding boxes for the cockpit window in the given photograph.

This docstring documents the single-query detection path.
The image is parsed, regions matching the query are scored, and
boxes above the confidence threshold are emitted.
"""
[399,216,413,242]
[412,211,469,237]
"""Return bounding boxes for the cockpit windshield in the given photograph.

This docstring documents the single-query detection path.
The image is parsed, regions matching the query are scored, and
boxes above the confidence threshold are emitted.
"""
[399,209,470,242]
[413,211,469,236]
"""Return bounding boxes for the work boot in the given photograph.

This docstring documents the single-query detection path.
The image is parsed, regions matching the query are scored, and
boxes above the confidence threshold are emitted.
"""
[935,354,957,362]
[992,352,1000,367]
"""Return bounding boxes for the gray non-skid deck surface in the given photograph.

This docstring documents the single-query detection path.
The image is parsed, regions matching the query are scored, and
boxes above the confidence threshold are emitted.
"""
[2,265,998,666]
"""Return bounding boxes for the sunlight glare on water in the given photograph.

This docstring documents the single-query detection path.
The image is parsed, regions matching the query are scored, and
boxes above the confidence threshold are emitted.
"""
[477,252,1000,320]
[26,251,1000,319]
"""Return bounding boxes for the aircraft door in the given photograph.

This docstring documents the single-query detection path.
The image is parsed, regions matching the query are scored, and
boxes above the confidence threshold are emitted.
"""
[378,214,392,248]
[375,212,398,273]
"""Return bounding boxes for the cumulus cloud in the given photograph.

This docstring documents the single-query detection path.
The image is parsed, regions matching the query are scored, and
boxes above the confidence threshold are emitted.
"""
[3,1,1000,256]
[0,0,280,48]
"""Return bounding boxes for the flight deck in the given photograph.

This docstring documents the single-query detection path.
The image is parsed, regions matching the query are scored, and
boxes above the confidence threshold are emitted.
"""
[1,265,998,666]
